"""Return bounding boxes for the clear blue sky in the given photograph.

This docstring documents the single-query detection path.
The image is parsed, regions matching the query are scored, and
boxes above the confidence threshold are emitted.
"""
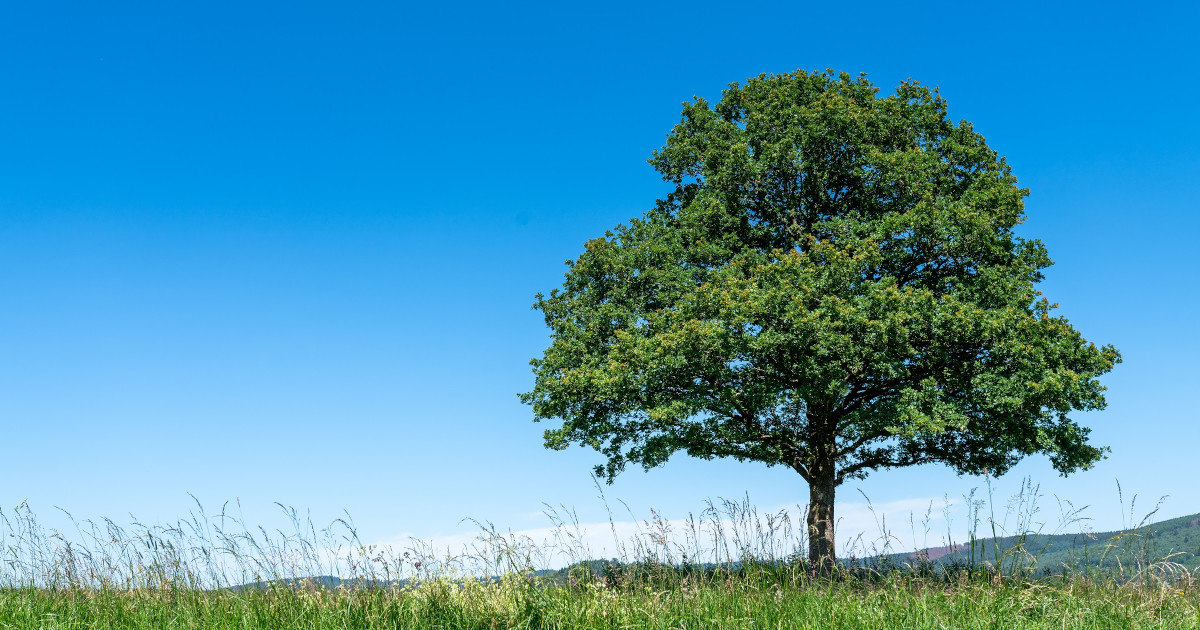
[2,1,1197,556]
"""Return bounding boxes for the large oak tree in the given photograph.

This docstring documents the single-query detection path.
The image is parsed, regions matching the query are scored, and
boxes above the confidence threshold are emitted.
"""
[521,70,1120,569]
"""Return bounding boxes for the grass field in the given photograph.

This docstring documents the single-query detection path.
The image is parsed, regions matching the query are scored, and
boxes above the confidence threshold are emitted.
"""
[2,482,1198,629]
[2,565,1197,629]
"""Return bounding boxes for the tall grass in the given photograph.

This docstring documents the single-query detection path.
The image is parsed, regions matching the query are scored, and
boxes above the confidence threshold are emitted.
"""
[1,480,1198,629]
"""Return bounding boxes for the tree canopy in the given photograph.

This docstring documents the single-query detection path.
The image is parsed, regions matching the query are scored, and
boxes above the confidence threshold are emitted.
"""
[521,70,1120,568]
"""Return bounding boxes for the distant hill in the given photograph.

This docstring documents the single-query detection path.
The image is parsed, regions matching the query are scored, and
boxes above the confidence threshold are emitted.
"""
[228,572,555,592]
[887,511,1200,575]
[229,575,390,592]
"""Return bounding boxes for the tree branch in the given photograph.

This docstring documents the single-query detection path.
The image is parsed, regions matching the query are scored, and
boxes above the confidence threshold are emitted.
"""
[837,450,934,484]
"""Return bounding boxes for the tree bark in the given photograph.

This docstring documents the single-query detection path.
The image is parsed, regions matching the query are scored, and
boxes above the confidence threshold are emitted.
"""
[807,470,837,573]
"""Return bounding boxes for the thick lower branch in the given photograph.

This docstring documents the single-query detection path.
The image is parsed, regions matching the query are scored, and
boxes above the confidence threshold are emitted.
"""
[727,410,810,482]
[837,451,934,484]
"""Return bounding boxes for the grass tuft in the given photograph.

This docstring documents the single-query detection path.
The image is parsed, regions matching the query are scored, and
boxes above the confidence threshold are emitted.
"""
[2,479,1198,628]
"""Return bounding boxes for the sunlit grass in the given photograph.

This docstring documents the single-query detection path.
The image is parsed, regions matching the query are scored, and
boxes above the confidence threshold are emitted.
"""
[2,480,1198,629]
[3,568,1197,629]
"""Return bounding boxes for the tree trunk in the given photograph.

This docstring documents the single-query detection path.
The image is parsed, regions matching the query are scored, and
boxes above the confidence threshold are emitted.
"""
[807,471,836,573]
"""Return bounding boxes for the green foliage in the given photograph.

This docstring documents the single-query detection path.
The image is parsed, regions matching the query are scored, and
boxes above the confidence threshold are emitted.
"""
[522,70,1120,562]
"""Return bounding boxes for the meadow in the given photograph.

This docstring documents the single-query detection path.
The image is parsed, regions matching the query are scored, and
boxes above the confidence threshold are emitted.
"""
[2,482,1197,629]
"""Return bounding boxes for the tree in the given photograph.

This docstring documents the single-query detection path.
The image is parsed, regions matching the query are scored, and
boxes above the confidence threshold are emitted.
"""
[520,70,1120,570]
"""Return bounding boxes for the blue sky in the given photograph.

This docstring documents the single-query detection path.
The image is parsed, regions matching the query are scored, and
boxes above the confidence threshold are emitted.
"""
[2,1,1197,558]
